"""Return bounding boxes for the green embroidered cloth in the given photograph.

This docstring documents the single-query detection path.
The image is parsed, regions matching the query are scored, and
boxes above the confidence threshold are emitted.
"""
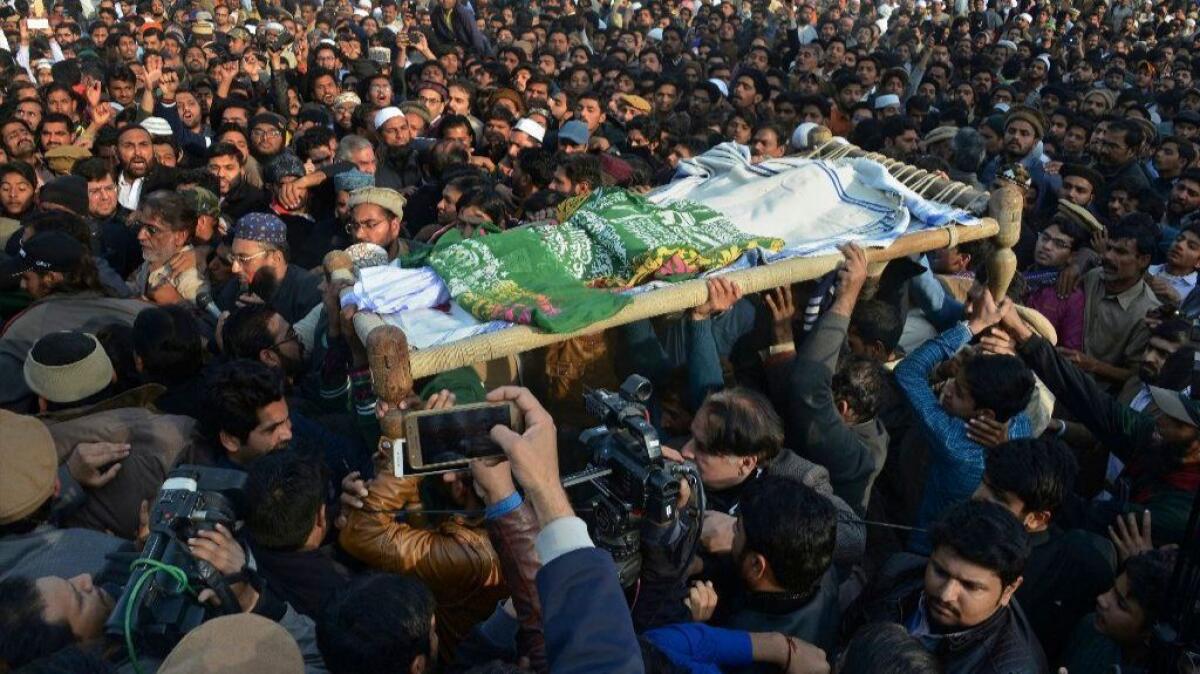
[426,188,782,333]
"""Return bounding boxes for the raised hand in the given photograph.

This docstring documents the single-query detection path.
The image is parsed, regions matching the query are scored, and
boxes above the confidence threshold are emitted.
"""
[965,285,1012,336]
[1109,510,1154,565]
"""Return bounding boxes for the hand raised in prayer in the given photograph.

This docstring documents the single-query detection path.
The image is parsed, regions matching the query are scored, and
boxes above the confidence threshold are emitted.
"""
[691,277,742,320]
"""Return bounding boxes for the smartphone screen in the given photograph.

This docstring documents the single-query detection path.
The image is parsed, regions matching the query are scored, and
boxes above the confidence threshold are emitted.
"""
[415,405,510,467]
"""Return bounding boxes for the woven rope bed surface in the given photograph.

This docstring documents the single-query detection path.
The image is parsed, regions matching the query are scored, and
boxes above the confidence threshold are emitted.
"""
[353,140,1049,380]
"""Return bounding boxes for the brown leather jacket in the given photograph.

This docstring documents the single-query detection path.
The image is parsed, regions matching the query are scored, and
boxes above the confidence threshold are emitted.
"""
[485,501,547,674]
[338,471,509,663]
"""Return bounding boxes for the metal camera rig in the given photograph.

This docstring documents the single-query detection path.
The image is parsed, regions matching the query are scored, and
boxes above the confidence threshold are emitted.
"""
[566,375,688,588]
[105,465,248,660]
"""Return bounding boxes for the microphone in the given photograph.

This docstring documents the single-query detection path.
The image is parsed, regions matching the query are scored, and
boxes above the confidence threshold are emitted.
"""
[195,291,222,320]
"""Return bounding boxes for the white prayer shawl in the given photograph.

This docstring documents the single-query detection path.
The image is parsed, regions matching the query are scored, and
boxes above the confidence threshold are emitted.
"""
[648,143,979,259]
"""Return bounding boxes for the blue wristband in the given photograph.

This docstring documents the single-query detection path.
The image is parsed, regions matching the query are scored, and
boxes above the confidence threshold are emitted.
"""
[485,491,522,520]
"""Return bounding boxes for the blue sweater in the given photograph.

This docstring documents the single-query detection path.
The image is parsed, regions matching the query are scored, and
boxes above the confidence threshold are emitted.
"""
[644,623,755,674]
[894,323,1032,552]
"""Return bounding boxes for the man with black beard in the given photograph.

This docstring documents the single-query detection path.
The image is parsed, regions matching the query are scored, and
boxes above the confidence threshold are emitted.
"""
[1,118,50,183]
[215,212,321,324]
[115,125,157,211]
[991,307,1200,547]
[1116,319,1194,410]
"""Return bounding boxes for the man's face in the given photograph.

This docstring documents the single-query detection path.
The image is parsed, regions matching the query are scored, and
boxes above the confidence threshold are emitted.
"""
[207,154,242,195]
[118,34,137,60]
[747,128,781,165]
[350,146,377,174]
[177,92,202,129]
[349,203,400,248]
[1167,229,1200,272]
[39,121,71,151]
[1101,237,1148,285]
[891,129,920,155]
[108,77,136,107]
[1094,573,1149,643]
[838,84,863,109]
[379,115,411,148]
[1004,120,1037,159]
[1140,336,1182,383]
[87,175,119,219]
[118,129,154,178]
[232,398,292,461]
[251,123,286,156]
[416,88,446,119]
[923,546,1018,630]
[576,99,605,132]
[732,76,758,110]
[1063,125,1088,153]
[448,85,471,115]
[36,575,113,641]
[654,84,678,114]
[315,48,340,71]
[313,75,339,106]
[1098,128,1135,167]
[1061,175,1094,206]
[1169,179,1200,215]
[679,410,752,490]
[136,213,188,265]
[1032,223,1075,269]
[689,90,712,118]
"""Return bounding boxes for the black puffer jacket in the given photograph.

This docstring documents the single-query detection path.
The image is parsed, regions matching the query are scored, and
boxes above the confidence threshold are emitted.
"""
[848,553,1049,674]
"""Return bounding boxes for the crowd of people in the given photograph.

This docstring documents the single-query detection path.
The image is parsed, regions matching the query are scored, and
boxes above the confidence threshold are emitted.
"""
[2,0,1200,670]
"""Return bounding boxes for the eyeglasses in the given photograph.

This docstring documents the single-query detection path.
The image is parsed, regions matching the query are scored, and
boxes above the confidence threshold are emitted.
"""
[251,128,283,139]
[230,248,274,266]
[417,95,444,107]
[271,326,299,350]
[1037,231,1074,250]
[346,219,387,234]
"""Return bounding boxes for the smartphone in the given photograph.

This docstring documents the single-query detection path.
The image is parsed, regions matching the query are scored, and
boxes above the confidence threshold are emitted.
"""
[398,402,523,476]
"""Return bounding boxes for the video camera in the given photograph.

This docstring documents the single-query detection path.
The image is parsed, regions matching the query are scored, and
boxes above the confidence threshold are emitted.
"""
[105,465,248,659]
[578,375,684,587]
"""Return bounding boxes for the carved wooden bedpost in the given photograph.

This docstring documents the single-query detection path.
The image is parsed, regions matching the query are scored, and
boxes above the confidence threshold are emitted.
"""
[987,185,1023,301]
[367,325,413,443]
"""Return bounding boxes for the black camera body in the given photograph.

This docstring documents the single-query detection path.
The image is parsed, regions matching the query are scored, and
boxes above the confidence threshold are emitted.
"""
[580,375,682,587]
[105,465,248,657]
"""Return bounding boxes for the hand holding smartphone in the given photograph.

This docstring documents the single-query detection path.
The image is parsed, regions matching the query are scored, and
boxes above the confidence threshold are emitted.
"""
[395,401,523,476]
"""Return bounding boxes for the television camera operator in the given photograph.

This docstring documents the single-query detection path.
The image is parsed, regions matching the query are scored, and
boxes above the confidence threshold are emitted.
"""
[0,463,327,672]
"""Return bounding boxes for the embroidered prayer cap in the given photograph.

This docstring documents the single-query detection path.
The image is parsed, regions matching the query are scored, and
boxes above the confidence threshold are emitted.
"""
[0,410,56,525]
[995,163,1031,191]
[24,331,114,405]
[374,106,404,130]
[1004,105,1045,139]
[334,169,375,193]
[348,186,406,220]
[234,212,289,247]
[334,92,362,110]
[1056,199,1105,235]
[344,242,390,269]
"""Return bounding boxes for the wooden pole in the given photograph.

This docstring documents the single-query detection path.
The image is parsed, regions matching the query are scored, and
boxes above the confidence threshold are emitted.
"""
[366,325,412,441]
[987,185,1024,301]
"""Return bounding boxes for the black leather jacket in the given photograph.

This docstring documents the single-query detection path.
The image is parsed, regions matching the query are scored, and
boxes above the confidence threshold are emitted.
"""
[850,553,1049,674]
